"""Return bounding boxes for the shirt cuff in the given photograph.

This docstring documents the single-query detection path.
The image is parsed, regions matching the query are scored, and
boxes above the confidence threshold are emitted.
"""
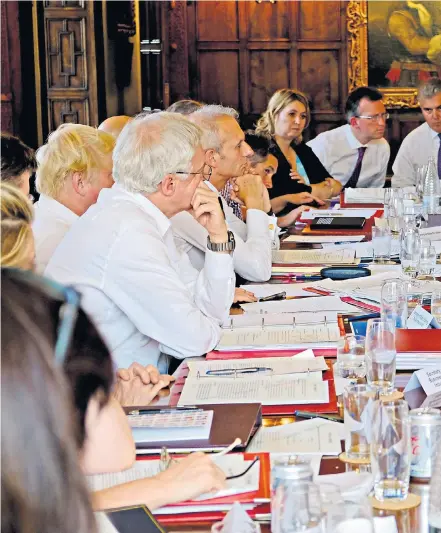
[204,249,235,279]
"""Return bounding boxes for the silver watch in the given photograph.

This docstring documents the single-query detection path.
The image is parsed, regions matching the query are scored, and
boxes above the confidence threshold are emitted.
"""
[207,230,236,253]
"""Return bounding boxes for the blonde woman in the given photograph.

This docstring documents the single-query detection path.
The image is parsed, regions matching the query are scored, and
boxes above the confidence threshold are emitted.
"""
[33,124,115,273]
[1,182,35,270]
[256,89,342,216]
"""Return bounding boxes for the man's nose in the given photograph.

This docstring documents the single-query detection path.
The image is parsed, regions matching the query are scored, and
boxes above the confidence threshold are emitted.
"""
[242,142,254,157]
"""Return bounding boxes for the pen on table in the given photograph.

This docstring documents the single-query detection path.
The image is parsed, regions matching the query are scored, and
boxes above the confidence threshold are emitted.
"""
[128,407,202,416]
[294,411,344,423]
[258,291,287,302]
[347,312,380,322]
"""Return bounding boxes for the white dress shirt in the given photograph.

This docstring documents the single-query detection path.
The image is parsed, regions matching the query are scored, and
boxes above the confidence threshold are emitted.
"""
[392,122,441,188]
[33,194,78,274]
[307,124,390,188]
[45,184,235,372]
[171,181,278,282]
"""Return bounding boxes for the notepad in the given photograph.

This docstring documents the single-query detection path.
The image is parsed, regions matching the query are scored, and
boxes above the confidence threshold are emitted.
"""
[222,311,338,329]
[272,248,357,265]
[240,295,362,315]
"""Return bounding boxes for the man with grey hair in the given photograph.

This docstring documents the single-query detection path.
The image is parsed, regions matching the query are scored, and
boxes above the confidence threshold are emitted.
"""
[171,104,278,282]
[392,77,441,187]
[46,112,236,372]
[307,87,390,188]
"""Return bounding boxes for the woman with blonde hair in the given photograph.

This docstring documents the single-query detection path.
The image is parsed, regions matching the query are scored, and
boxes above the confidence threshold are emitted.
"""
[1,182,35,269]
[256,89,342,216]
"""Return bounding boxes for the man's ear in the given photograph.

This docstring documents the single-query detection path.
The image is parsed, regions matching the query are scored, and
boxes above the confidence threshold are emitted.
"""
[159,174,175,197]
[205,148,219,168]
[349,116,359,129]
[72,171,88,196]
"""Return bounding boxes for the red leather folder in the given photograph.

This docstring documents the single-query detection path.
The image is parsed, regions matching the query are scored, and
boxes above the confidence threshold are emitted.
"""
[207,348,337,359]
[301,209,382,239]
[396,329,441,353]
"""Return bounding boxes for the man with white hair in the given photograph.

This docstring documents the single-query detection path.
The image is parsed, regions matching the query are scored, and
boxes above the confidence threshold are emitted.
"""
[392,77,441,187]
[171,105,277,282]
[46,112,235,371]
[33,124,115,272]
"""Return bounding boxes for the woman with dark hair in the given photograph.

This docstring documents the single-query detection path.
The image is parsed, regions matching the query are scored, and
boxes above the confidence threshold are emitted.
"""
[255,89,342,216]
[1,268,226,519]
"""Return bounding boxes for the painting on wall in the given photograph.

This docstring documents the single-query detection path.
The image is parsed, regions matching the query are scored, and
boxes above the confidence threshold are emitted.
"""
[347,0,441,107]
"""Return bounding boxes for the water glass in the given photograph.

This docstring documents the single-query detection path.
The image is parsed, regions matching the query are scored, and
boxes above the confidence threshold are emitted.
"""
[371,400,411,501]
[415,164,428,200]
[380,278,407,329]
[432,290,441,325]
[325,501,374,533]
[418,245,437,279]
[365,318,396,394]
[405,280,424,317]
[336,335,366,380]
[387,195,404,234]
[343,384,376,461]
[400,228,421,278]
[317,483,343,514]
[371,226,391,263]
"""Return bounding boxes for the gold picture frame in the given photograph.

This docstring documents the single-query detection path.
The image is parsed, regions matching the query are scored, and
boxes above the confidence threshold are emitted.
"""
[347,0,420,108]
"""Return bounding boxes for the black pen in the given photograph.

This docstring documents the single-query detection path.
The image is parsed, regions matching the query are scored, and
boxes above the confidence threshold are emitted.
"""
[294,411,344,423]
[128,407,202,416]
[258,291,287,302]
[347,312,380,322]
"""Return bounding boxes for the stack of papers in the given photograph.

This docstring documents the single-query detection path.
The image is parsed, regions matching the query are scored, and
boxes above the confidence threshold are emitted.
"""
[344,188,386,204]
[240,295,363,315]
[272,249,358,265]
[300,209,377,221]
[223,311,338,329]
[284,234,365,244]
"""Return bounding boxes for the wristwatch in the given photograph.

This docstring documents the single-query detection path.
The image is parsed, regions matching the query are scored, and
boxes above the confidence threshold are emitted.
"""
[207,230,236,253]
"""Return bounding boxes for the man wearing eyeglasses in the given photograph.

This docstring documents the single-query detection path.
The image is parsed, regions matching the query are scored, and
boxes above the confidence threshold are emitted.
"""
[307,87,390,189]
[171,105,277,282]
[392,77,441,188]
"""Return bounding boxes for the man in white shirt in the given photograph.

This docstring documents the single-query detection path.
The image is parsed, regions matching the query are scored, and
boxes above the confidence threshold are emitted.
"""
[171,105,277,282]
[33,124,115,273]
[392,77,441,188]
[46,112,235,371]
[307,87,390,189]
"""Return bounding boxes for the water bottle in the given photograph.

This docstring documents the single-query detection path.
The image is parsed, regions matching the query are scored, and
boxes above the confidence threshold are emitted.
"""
[422,156,441,215]
[429,445,441,532]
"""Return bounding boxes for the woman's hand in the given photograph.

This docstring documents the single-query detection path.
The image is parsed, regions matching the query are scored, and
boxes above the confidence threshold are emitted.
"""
[288,192,325,206]
[290,170,306,184]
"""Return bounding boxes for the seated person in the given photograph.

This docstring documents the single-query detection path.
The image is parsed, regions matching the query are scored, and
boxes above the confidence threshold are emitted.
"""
[255,88,340,216]
[243,131,309,228]
[171,105,276,283]
[46,112,235,372]
[2,268,227,518]
[1,182,35,269]
[1,132,36,196]
[392,77,441,187]
[307,87,390,189]
[167,99,204,115]
[33,124,115,273]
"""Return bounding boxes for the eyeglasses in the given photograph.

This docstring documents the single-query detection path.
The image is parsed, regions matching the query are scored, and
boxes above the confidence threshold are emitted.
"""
[422,105,441,115]
[356,113,390,122]
[174,164,212,180]
[2,268,81,364]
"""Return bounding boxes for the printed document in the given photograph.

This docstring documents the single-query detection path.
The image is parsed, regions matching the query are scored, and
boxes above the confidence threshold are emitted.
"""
[300,209,377,221]
[223,311,338,329]
[177,375,329,406]
[240,295,362,314]
[272,248,357,265]
[284,234,365,243]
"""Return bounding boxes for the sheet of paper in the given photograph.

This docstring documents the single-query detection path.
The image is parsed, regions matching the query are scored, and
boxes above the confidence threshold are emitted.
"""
[407,305,434,329]
[419,226,441,240]
[344,188,385,204]
[239,283,321,299]
[217,324,341,350]
[88,455,260,501]
[284,234,365,243]
[300,209,377,221]
[247,419,341,455]
[321,239,400,258]
[177,375,330,406]
[188,356,328,377]
[223,311,338,329]
[241,295,362,315]
[272,248,356,265]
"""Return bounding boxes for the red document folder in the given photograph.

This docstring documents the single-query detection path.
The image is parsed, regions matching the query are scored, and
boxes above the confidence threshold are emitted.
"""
[396,329,441,353]
[207,348,337,359]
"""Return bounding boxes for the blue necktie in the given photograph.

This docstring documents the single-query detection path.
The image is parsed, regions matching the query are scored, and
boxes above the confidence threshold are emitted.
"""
[345,147,367,189]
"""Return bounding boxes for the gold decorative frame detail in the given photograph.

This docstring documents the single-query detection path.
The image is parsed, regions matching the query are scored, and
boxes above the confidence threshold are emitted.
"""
[347,0,419,108]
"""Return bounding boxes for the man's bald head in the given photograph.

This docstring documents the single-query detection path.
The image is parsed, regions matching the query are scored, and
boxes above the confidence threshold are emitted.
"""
[98,115,133,140]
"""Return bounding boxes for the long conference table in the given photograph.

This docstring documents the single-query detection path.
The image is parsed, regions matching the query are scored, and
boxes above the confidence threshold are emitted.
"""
[164,199,434,533]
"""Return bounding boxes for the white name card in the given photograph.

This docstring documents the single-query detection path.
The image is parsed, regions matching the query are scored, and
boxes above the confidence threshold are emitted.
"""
[404,365,441,408]
[407,305,434,329]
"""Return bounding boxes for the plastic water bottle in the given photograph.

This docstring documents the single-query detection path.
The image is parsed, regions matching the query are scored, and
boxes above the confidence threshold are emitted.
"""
[429,445,441,532]
[422,156,441,215]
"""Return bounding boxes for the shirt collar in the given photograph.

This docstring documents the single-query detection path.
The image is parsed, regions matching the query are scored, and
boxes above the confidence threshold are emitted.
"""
[105,183,171,237]
[427,123,441,139]
[345,124,383,149]
[35,194,78,223]
[204,180,219,194]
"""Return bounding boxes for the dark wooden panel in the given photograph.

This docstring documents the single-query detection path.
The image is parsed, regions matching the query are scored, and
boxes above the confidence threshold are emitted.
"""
[247,1,290,41]
[46,17,87,89]
[298,0,341,41]
[48,97,89,130]
[198,51,239,109]
[196,1,238,42]
[44,1,85,8]
[299,50,340,112]
[249,50,289,114]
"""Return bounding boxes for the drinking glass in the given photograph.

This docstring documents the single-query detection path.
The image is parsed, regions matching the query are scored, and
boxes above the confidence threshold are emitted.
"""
[317,483,343,514]
[387,195,403,234]
[380,278,407,329]
[415,164,428,201]
[432,290,441,325]
[371,400,411,501]
[336,334,366,380]
[343,384,376,461]
[371,226,391,264]
[325,500,374,533]
[365,318,396,394]
[400,228,421,278]
[405,279,424,317]
[418,245,437,279]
